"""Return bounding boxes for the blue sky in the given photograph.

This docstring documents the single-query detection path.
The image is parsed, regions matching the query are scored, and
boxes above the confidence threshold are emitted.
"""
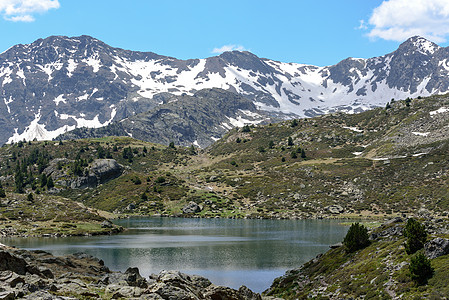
[1,0,449,66]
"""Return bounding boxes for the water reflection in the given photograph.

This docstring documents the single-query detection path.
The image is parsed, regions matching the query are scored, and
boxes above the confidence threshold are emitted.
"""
[2,217,348,292]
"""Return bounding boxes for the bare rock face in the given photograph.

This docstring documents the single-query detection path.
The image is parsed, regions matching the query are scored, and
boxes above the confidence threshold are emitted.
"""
[0,250,29,275]
[90,159,122,184]
[67,159,122,189]
[425,238,449,259]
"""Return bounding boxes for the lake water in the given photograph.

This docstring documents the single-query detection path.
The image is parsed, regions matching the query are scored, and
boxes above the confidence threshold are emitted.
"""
[2,217,348,293]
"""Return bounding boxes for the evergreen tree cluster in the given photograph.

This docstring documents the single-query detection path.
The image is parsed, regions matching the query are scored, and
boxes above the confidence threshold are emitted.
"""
[122,146,134,163]
[12,148,52,193]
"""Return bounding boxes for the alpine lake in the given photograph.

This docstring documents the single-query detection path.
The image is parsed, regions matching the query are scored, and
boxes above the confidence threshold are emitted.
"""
[2,217,349,293]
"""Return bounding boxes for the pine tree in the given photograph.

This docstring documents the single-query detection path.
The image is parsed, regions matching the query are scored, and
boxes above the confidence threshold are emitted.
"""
[343,223,370,253]
[288,137,294,146]
[40,173,47,188]
[404,218,427,254]
[189,145,197,155]
[0,181,6,198]
[409,252,434,285]
[46,176,54,189]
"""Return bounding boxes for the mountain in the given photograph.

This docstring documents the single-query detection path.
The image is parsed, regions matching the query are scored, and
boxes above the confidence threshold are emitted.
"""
[1,35,449,145]
[57,88,276,148]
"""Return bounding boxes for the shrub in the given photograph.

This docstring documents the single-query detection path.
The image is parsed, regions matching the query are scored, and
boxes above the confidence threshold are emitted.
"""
[343,223,370,253]
[0,188,5,198]
[133,176,142,185]
[27,193,34,202]
[409,251,434,285]
[404,218,427,254]
[155,177,166,184]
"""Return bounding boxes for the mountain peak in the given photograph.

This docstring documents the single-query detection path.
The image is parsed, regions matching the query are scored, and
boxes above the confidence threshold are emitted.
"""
[397,36,441,55]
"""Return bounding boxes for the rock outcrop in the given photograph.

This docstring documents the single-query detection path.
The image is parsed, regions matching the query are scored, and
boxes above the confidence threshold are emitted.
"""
[45,158,122,189]
[0,244,261,299]
[425,238,449,259]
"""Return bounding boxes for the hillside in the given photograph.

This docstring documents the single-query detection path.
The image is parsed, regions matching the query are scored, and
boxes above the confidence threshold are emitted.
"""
[265,217,449,299]
[0,93,448,222]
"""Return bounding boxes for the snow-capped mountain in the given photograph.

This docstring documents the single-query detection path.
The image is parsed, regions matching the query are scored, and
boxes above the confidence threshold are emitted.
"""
[1,35,449,145]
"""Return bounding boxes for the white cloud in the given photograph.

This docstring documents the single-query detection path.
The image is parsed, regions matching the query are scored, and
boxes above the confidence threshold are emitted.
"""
[364,0,449,43]
[212,44,248,54]
[0,0,60,22]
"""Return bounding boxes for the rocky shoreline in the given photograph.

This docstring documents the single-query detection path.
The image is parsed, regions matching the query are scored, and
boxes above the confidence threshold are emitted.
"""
[0,243,268,299]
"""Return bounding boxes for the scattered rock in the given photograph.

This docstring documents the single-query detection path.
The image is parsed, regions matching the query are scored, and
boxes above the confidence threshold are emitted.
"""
[384,217,403,224]
[101,220,113,228]
[326,205,344,214]
[330,243,343,249]
[182,201,201,214]
[425,238,449,259]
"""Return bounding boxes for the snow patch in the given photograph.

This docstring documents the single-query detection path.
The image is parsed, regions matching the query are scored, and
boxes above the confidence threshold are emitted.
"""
[343,126,363,132]
[53,95,66,105]
[7,112,76,143]
[412,153,427,157]
[412,131,430,136]
[83,57,101,72]
[430,107,449,116]
[3,96,13,114]
[66,59,77,77]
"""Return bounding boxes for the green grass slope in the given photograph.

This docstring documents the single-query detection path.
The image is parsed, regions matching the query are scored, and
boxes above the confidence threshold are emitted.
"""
[0,94,448,221]
[264,218,449,299]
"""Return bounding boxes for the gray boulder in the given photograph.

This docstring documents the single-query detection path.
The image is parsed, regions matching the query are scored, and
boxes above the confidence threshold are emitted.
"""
[90,159,122,184]
[327,205,344,214]
[0,250,30,275]
[183,202,201,214]
[425,238,449,259]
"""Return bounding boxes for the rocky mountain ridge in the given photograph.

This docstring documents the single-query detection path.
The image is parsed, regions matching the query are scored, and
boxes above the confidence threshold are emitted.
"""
[57,88,276,147]
[2,35,449,144]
